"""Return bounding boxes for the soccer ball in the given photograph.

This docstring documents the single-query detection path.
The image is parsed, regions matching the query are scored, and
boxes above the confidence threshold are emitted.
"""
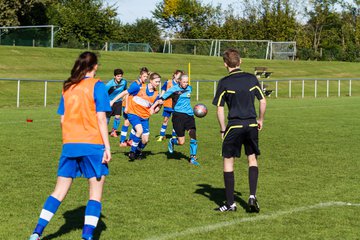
[193,103,208,118]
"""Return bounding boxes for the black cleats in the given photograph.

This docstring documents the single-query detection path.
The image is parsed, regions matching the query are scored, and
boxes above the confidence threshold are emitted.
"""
[129,151,137,161]
[247,197,260,213]
[129,151,143,161]
[215,203,237,212]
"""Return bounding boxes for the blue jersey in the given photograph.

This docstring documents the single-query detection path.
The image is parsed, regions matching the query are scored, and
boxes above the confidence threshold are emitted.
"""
[105,78,127,103]
[161,84,194,116]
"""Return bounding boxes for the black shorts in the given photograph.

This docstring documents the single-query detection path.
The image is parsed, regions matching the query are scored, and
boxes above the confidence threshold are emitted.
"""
[222,120,260,158]
[106,101,122,118]
[172,112,196,137]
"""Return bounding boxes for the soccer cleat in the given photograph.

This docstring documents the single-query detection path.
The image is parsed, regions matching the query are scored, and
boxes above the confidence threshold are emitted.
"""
[247,197,260,213]
[129,151,137,161]
[156,136,165,142]
[29,233,40,240]
[110,130,118,137]
[136,151,143,160]
[190,155,200,166]
[168,139,174,153]
[119,142,128,147]
[215,203,237,212]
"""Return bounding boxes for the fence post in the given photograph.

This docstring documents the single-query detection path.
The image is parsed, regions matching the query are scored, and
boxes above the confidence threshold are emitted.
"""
[326,80,329,97]
[302,80,304,98]
[349,80,352,97]
[196,81,199,101]
[275,81,278,98]
[314,80,317,98]
[289,80,292,98]
[261,81,264,90]
[338,80,340,97]
[44,81,48,107]
[213,81,216,97]
[17,80,20,108]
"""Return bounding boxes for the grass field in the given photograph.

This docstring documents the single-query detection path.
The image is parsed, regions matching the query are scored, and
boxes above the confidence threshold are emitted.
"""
[1,46,360,108]
[1,96,360,239]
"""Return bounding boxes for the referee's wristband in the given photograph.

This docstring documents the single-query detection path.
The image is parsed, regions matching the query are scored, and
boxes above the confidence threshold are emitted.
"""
[220,130,225,134]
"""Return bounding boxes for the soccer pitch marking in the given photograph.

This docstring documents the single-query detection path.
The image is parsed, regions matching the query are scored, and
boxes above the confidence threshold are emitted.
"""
[146,202,360,240]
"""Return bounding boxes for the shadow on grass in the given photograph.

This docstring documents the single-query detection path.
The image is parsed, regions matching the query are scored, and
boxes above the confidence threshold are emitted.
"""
[42,206,106,240]
[194,184,248,210]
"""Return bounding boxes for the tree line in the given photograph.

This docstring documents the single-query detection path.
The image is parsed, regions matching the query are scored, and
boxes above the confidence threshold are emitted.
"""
[1,0,360,61]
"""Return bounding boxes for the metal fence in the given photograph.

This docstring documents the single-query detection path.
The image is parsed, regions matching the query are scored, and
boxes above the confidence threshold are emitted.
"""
[0,78,359,108]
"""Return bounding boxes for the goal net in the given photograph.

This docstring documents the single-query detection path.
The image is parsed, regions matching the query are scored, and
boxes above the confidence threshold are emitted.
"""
[270,41,296,60]
[0,25,57,48]
[109,43,153,52]
[216,40,271,59]
[162,38,215,56]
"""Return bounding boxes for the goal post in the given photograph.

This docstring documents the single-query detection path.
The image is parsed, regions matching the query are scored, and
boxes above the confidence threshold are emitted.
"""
[0,25,58,48]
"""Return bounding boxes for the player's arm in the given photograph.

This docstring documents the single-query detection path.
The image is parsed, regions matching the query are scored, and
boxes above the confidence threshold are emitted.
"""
[97,112,111,163]
[254,80,266,130]
[94,81,112,163]
[161,85,177,101]
[216,106,226,138]
[257,98,266,130]
[150,96,162,114]
[110,89,129,106]
[212,81,226,137]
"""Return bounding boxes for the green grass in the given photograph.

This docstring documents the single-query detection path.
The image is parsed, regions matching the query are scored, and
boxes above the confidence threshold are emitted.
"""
[1,97,360,239]
[1,46,360,108]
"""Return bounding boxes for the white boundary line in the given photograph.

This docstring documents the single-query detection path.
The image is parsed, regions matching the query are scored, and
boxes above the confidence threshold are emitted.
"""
[145,202,360,240]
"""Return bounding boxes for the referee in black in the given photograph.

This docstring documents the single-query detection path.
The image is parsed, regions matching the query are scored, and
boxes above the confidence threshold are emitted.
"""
[212,48,266,212]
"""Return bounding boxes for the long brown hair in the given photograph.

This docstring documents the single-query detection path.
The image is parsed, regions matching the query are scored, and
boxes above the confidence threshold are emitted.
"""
[63,51,98,92]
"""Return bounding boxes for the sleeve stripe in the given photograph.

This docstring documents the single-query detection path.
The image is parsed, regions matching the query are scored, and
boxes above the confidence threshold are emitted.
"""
[250,86,265,99]
[217,90,236,106]
[217,91,226,106]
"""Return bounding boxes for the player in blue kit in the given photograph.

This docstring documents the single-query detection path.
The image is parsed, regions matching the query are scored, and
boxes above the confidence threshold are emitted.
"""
[28,52,111,240]
[156,70,183,141]
[159,74,200,166]
[105,69,127,137]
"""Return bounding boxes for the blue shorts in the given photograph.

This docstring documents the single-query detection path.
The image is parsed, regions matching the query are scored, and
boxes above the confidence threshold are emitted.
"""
[57,152,109,179]
[162,107,174,118]
[122,107,128,120]
[127,113,150,135]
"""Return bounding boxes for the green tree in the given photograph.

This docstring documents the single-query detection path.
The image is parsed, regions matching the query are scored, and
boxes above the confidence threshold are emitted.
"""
[152,0,222,38]
[120,19,162,51]
[47,0,119,47]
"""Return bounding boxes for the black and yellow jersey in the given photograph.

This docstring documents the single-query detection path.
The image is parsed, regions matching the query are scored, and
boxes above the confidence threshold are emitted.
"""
[212,68,264,122]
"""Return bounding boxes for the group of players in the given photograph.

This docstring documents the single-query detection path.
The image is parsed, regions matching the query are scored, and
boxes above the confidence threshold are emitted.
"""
[105,67,200,165]
[28,48,266,240]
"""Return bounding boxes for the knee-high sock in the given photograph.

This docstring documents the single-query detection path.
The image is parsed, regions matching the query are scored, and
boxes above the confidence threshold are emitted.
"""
[33,195,61,236]
[120,125,129,143]
[137,141,147,152]
[171,138,178,145]
[190,139,198,156]
[112,117,120,130]
[249,166,259,196]
[160,124,167,137]
[82,200,102,240]
[130,135,141,152]
[129,128,136,141]
[224,172,235,205]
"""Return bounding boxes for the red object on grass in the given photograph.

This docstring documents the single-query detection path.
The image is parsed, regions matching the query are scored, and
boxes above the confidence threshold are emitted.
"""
[26,119,33,122]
